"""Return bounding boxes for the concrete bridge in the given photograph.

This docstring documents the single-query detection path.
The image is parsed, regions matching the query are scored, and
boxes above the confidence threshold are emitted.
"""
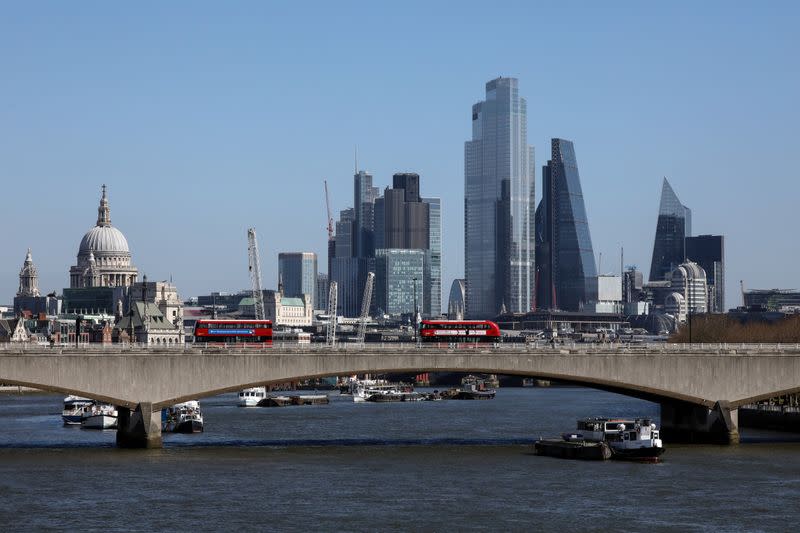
[2,343,800,448]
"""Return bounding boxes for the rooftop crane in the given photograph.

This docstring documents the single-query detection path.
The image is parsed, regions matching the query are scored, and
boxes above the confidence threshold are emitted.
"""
[356,272,375,345]
[324,180,334,241]
[247,228,266,321]
[326,281,338,346]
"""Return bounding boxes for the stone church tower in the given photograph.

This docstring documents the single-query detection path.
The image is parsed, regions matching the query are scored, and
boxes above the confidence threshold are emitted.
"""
[17,249,40,297]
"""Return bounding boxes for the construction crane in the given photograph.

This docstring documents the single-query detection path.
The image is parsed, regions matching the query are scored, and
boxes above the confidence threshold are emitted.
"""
[247,228,266,321]
[324,180,334,241]
[326,281,338,346]
[356,272,375,345]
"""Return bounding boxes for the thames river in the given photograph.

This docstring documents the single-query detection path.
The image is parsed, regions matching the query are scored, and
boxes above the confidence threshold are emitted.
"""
[0,387,798,532]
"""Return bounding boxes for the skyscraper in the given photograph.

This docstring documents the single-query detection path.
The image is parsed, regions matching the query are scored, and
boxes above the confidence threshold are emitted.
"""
[464,77,535,318]
[331,208,361,316]
[353,170,379,258]
[535,139,597,311]
[649,178,692,282]
[423,197,441,317]
[278,252,318,309]
[685,234,725,312]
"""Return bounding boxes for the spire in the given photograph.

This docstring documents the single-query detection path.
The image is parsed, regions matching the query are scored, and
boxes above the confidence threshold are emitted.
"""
[97,184,111,227]
[17,248,40,297]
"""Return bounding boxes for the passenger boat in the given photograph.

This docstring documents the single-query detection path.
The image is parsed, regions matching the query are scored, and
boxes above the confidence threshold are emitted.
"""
[62,395,94,425]
[163,401,204,433]
[80,403,118,430]
[238,387,267,407]
[574,417,665,461]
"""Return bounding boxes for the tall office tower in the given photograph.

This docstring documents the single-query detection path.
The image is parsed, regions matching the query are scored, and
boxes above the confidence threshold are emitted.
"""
[685,234,725,312]
[331,208,361,316]
[423,197,442,317]
[278,252,318,309]
[378,173,430,250]
[649,178,692,282]
[354,170,379,258]
[464,77,535,318]
[535,139,597,311]
[315,272,329,311]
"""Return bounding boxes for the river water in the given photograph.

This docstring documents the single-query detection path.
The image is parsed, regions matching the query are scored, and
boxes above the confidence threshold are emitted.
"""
[0,387,798,532]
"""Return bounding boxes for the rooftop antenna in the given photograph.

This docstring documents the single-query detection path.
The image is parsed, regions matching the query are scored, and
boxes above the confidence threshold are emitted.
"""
[354,145,358,174]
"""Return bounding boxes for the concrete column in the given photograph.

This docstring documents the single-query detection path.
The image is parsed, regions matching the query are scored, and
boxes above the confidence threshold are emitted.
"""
[116,402,162,449]
[660,400,739,445]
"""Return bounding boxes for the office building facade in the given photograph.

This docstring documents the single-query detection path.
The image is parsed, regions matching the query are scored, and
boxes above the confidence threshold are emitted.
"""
[464,77,535,318]
[423,197,442,317]
[535,139,597,311]
[649,178,692,282]
[374,249,425,317]
[278,252,318,310]
[684,234,724,313]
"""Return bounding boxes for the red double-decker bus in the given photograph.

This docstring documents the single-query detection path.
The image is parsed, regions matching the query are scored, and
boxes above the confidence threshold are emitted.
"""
[419,320,501,343]
[193,319,273,345]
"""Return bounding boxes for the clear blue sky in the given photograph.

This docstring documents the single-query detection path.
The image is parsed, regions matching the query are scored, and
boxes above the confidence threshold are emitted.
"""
[1,1,798,309]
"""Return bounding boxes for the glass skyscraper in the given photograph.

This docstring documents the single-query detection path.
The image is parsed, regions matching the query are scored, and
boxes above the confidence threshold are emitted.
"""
[685,234,724,312]
[423,197,441,317]
[649,178,692,282]
[374,249,425,317]
[535,139,597,311]
[464,77,535,318]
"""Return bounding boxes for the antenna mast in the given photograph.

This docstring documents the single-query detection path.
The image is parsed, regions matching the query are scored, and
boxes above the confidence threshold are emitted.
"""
[247,228,266,321]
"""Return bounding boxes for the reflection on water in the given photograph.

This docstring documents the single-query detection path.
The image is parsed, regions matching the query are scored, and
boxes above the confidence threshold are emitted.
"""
[0,388,798,531]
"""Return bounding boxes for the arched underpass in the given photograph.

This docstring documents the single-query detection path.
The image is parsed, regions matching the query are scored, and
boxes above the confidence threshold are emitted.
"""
[2,344,800,447]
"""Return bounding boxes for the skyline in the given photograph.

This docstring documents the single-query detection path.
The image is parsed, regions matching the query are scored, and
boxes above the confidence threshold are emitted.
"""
[2,2,799,307]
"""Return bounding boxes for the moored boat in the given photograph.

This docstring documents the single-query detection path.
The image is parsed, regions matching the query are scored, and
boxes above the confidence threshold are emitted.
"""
[574,417,665,461]
[80,403,118,430]
[163,400,204,433]
[238,387,267,407]
[534,438,612,460]
[62,396,94,425]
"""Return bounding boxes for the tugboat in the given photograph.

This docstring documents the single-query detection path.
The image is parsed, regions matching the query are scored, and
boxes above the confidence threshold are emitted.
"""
[535,417,664,461]
[163,401,204,433]
[574,417,665,461]
[447,376,496,400]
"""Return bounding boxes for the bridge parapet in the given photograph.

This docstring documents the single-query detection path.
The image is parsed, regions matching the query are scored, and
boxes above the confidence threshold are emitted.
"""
[3,342,800,356]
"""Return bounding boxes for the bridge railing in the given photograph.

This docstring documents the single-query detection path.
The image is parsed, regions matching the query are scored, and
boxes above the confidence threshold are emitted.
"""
[1,341,800,355]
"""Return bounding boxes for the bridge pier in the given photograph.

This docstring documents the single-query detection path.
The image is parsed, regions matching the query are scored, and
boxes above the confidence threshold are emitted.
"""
[660,400,739,445]
[116,402,162,449]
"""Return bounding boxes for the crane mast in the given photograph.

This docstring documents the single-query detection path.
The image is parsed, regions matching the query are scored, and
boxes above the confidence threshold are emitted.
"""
[324,180,334,241]
[356,272,375,345]
[326,281,338,346]
[247,228,266,321]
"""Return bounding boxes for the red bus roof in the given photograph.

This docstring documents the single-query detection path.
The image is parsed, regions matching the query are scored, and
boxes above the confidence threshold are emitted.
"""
[196,319,272,324]
[421,319,498,325]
